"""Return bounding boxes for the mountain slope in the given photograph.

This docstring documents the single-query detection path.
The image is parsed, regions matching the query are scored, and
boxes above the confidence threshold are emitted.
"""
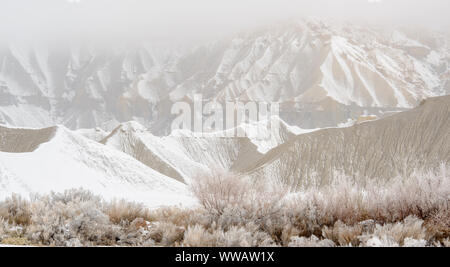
[239,95,450,188]
[0,19,448,132]
[0,125,194,207]
[100,121,207,183]
[99,116,310,183]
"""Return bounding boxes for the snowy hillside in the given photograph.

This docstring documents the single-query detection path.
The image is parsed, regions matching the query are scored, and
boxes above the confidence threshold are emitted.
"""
[1,94,449,208]
[99,116,312,183]
[241,95,450,188]
[0,115,339,207]
[0,125,194,207]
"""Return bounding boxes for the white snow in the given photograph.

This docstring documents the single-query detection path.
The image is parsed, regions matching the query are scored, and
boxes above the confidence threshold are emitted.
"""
[0,126,195,208]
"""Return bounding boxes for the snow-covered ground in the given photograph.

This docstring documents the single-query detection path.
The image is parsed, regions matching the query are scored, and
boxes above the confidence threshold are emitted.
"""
[0,125,195,208]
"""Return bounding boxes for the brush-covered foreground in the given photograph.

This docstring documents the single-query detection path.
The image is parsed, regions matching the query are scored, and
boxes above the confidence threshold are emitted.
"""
[0,166,449,247]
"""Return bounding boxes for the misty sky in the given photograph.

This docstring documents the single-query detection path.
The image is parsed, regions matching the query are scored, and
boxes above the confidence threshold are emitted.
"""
[0,0,449,42]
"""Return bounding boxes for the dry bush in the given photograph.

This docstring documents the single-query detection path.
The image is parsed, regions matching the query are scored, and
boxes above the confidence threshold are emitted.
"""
[0,165,447,247]
[191,170,287,226]
[288,235,335,247]
[215,224,275,247]
[0,218,27,243]
[0,219,7,239]
[46,188,102,204]
[1,237,31,246]
[359,216,427,247]
[443,238,450,247]
[182,224,216,247]
[103,199,151,224]
[361,235,400,247]
[148,206,206,229]
[185,166,449,247]
[116,218,155,246]
[182,224,276,247]
[0,194,32,226]
[402,238,427,247]
[288,165,450,227]
[26,195,121,246]
[148,222,185,246]
[322,221,363,246]
[424,208,450,243]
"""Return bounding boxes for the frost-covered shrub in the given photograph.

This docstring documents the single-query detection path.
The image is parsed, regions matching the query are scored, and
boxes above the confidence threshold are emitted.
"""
[1,165,448,247]
[66,201,120,246]
[443,238,450,247]
[322,221,362,246]
[185,166,449,247]
[26,199,75,246]
[403,238,427,247]
[424,207,450,243]
[0,237,31,246]
[288,235,335,247]
[26,190,121,246]
[148,206,205,229]
[46,188,101,204]
[103,199,151,224]
[148,221,185,246]
[182,225,215,247]
[359,216,427,247]
[182,224,276,247]
[288,165,450,226]
[0,219,7,239]
[191,170,287,225]
[363,236,400,247]
[0,194,32,226]
[216,225,275,247]
[0,218,19,241]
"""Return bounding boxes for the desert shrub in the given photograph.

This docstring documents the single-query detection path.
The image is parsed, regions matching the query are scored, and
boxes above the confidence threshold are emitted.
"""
[361,235,400,247]
[116,218,154,246]
[402,238,427,247]
[322,221,363,246]
[359,216,427,247]
[103,199,151,224]
[443,238,450,247]
[148,206,206,229]
[0,219,7,239]
[288,235,335,247]
[182,224,276,247]
[46,188,101,204]
[288,165,450,227]
[1,237,31,246]
[182,225,216,247]
[424,207,450,243]
[191,170,287,226]
[0,194,32,226]
[218,225,275,247]
[0,218,26,243]
[26,190,121,246]
[185,166,449,247]
[148,222,185,246]
[23,188,110,246]
[0,165,447,247]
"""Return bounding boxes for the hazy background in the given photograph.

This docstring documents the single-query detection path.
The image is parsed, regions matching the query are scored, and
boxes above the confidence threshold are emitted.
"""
[1,0,449,43]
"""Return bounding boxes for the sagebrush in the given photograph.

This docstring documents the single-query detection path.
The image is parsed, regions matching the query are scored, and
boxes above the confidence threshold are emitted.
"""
[0,165,448,247]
